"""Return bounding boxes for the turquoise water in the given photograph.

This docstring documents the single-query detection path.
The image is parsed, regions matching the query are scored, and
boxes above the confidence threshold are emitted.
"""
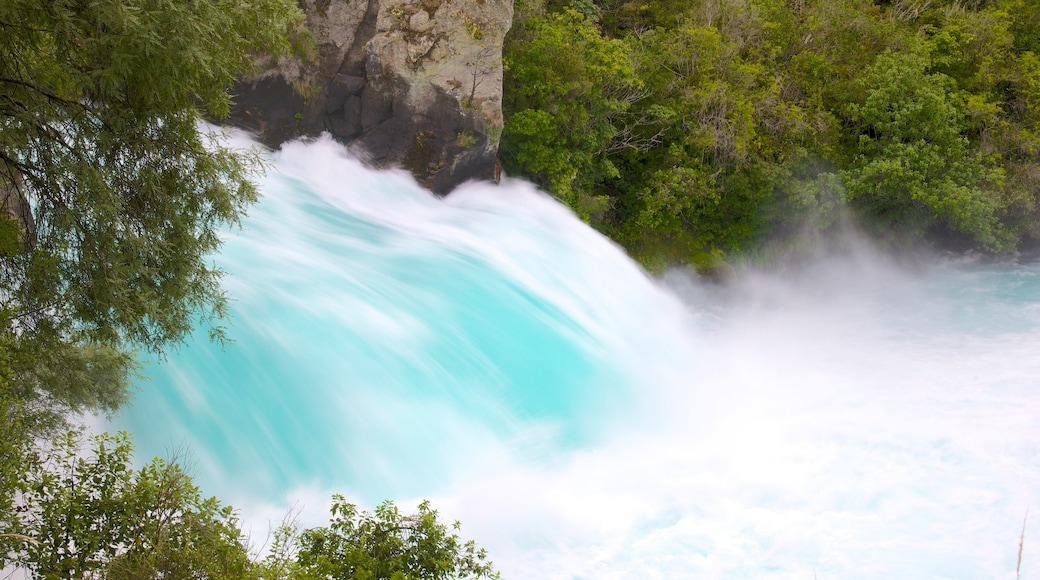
[113,134,1040,578]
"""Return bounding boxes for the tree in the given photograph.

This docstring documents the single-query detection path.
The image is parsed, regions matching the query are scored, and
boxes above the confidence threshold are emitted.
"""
[841,47,1009,249]
[2,431,256,579]
[500,0,1040,263]
[0,0,303,433]
[0,3,304,566]
[281,496,500,580]
[0,428,500,579]
[501,6,645,222]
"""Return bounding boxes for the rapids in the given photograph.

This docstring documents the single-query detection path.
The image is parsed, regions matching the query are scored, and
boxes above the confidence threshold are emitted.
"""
[113,134,1040,579]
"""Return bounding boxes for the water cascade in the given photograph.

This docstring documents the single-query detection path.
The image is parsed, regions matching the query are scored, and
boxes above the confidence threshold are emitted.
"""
[113,134,1040,579]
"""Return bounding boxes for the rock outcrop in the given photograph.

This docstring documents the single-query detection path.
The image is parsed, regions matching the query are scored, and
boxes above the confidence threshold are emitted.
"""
[229,0,512,194]
[0,170,35,252]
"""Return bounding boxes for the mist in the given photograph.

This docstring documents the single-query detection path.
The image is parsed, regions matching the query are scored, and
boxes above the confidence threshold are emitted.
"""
[113,134,1040,578]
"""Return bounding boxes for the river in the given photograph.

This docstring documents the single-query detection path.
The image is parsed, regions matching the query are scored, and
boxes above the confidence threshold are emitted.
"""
[112,133,1040,579]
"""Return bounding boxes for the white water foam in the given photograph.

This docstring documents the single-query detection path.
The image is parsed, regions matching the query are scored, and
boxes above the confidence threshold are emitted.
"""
[115,134,1040,579]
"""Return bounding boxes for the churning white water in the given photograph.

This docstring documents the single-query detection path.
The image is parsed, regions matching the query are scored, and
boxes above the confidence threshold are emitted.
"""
[113,133,1040,579]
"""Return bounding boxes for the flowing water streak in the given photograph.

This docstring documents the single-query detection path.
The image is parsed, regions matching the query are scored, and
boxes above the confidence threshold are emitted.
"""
[114,134,1040,579]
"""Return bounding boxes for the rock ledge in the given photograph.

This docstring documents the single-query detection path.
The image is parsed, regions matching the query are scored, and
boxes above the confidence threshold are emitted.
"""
[229,0,511,194]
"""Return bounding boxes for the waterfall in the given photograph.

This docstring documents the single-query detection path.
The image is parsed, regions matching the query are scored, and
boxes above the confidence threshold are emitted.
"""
[113,133,1040,579]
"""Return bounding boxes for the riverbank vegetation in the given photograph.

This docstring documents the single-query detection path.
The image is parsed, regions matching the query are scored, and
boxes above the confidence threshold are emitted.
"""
[3,432,498,578]
[501,0,1040,268]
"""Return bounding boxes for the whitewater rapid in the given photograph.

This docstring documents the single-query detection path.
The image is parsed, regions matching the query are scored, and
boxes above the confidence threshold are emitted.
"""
[113,134,1040,579]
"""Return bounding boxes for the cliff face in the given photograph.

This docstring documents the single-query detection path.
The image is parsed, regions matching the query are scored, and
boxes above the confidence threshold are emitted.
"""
[229,0,511,194]
[1,173,34,253]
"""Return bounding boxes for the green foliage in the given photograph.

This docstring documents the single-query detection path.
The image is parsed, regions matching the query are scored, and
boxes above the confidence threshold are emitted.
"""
[258,496,499,580]
[501,7,642,221]
[842,47,1009,249]
[0,0,303,429]
[502,0,1040,265]
[0,6,306,573]
[0,430,500,580]
[620,21,786,258]
[2,431,254,579]
[0,397,35,538]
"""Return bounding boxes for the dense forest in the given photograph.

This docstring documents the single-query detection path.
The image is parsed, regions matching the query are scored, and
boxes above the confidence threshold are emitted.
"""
[500,0,1040,270]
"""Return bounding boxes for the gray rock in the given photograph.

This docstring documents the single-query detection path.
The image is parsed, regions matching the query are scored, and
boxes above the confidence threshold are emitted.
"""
[228,0,512,194]
[1,171,35,252]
